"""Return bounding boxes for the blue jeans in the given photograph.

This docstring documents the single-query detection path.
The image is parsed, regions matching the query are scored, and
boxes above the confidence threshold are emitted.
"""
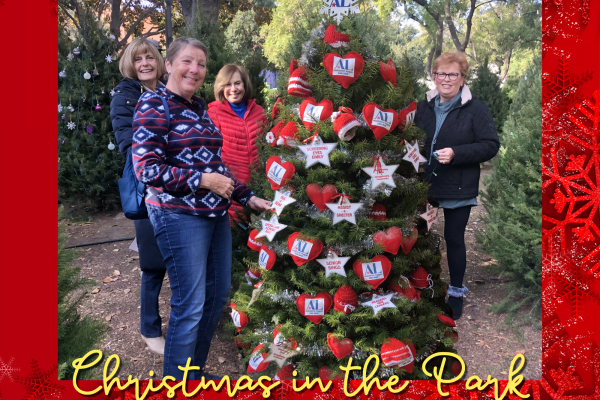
[148,207,232,380]
[134,218,166,338]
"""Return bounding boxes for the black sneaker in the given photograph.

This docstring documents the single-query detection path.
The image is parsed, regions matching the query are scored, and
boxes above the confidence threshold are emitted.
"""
[447,296,464,320]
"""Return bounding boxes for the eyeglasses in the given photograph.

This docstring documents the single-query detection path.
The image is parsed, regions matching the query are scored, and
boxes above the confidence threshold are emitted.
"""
[434,73,460,81]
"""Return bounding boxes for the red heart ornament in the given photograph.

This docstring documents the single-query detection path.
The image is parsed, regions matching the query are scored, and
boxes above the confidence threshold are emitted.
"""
[247,344,270,373]
[362,102,400,140]
[323,52,365,89]
[373,227,403,255]
[367,202,387,221]
[306,183,339,211]
[401,228,418,255]
[327,333,354,359]
[258,245,277,270]
[352,255,391,289]
[299,97,334,131]
[379,59,397,87]
[266,156,296,190]
[230,302,248,332]
[295,292,332,324]
[319,366,344,381]
[398,101,417,130]
[247,229,265,251]
[380,338,415,372]
[287,232,323,266]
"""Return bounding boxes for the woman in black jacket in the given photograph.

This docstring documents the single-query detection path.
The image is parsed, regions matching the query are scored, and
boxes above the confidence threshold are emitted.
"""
[110,38,167,354]
[414,52,500,320]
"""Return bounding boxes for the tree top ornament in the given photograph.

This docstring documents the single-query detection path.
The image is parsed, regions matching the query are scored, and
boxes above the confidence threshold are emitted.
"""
[319,0,360,24]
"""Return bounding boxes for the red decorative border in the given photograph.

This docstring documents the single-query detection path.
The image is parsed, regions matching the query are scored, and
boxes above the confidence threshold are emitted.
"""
[0,1,586,398]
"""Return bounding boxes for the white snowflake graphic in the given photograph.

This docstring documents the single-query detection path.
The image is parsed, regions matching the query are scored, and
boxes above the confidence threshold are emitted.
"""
[0,356,20,383]
[66,53,74,61]
[110,89,116,96]
[58,69,66,78]
[67,121,76,130]
[319,0,360,24]
[105,54,112,63]
[58,103,63,113]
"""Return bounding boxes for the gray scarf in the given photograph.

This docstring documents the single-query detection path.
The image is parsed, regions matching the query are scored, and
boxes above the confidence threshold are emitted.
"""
[429,90,463,165]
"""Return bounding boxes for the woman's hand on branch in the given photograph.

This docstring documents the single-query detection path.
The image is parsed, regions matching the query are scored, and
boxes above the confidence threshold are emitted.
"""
[247,196,271,211]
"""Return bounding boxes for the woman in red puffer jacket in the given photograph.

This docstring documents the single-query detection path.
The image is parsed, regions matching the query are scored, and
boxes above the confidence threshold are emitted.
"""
[208,64,267,188]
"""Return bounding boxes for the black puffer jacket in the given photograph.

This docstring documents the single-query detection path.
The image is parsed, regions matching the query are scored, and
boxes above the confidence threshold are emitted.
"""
[414,86,500,200]
[110,78,145,157]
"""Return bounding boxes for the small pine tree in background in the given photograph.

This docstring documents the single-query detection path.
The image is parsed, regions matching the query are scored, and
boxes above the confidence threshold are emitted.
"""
[469,61,509,132]
[183,9,268,106]
[58,207,106,379]
[477,59,542,321]
[58,9,124,207]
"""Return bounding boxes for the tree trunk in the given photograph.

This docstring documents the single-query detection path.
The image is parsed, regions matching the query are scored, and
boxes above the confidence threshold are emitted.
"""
[199,0,220,25]
[499,48,512,83]
[109,0,121,40]
[178,0,197,27]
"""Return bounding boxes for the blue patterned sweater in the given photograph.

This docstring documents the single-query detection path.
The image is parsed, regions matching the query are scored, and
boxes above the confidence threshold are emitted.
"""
[132,88,254,217]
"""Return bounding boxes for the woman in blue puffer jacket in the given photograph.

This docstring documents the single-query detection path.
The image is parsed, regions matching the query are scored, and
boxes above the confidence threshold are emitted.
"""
[110,38,167,355]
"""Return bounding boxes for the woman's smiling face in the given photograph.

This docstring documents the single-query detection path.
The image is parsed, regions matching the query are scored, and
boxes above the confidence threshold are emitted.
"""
[433,62,465,102]
[165,45,207,101]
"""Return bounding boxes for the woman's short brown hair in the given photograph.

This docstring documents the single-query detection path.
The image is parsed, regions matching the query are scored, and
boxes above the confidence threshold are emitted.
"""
[432,51,470,77]
[214,64,252,103]
[119,38,165,81]
[165,37,208,64]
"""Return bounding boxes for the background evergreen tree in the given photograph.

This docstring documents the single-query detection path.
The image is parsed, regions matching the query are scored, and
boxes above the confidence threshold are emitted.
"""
[182,8,268,106]
[477,59,542,320]
[58,9,124,207]
[469,61,510,133]
[58,207,107,379]
[229,19,457,380]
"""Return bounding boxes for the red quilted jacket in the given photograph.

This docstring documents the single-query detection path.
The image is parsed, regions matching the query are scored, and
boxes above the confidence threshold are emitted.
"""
[207,99,267,185]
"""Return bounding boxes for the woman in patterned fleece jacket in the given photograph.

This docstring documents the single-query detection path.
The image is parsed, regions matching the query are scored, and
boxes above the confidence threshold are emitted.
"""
[132,37,270,381]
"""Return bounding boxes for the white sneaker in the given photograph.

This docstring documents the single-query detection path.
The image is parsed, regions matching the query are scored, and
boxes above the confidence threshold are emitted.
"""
[142,334,165,355]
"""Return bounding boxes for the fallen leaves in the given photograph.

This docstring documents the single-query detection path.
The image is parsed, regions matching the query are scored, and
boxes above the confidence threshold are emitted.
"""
[102,277,117,283]
[91,288,100,294]
[113,270,121,276]
[124,289,131,294]
[113,249,119,252]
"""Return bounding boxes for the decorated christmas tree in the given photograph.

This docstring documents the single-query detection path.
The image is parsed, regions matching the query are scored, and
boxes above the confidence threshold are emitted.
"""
[58,12,124,206]
[228,15,457,380]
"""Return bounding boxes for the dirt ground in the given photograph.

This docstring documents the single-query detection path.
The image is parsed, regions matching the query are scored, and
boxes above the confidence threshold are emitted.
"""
[64,166,541,381]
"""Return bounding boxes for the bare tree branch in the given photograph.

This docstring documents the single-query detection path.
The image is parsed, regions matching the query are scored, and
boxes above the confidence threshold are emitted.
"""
[402,0,426,27]
[116,8,155,48]
[470,41,480,66]
[97,0,107,26]
[59,3,81,31]
[475,0,507,10]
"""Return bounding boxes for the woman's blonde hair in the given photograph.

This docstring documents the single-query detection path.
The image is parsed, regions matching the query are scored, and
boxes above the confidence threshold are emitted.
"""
[432,51,470,77]
[119,38,165,81]
[214,64,252,103]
